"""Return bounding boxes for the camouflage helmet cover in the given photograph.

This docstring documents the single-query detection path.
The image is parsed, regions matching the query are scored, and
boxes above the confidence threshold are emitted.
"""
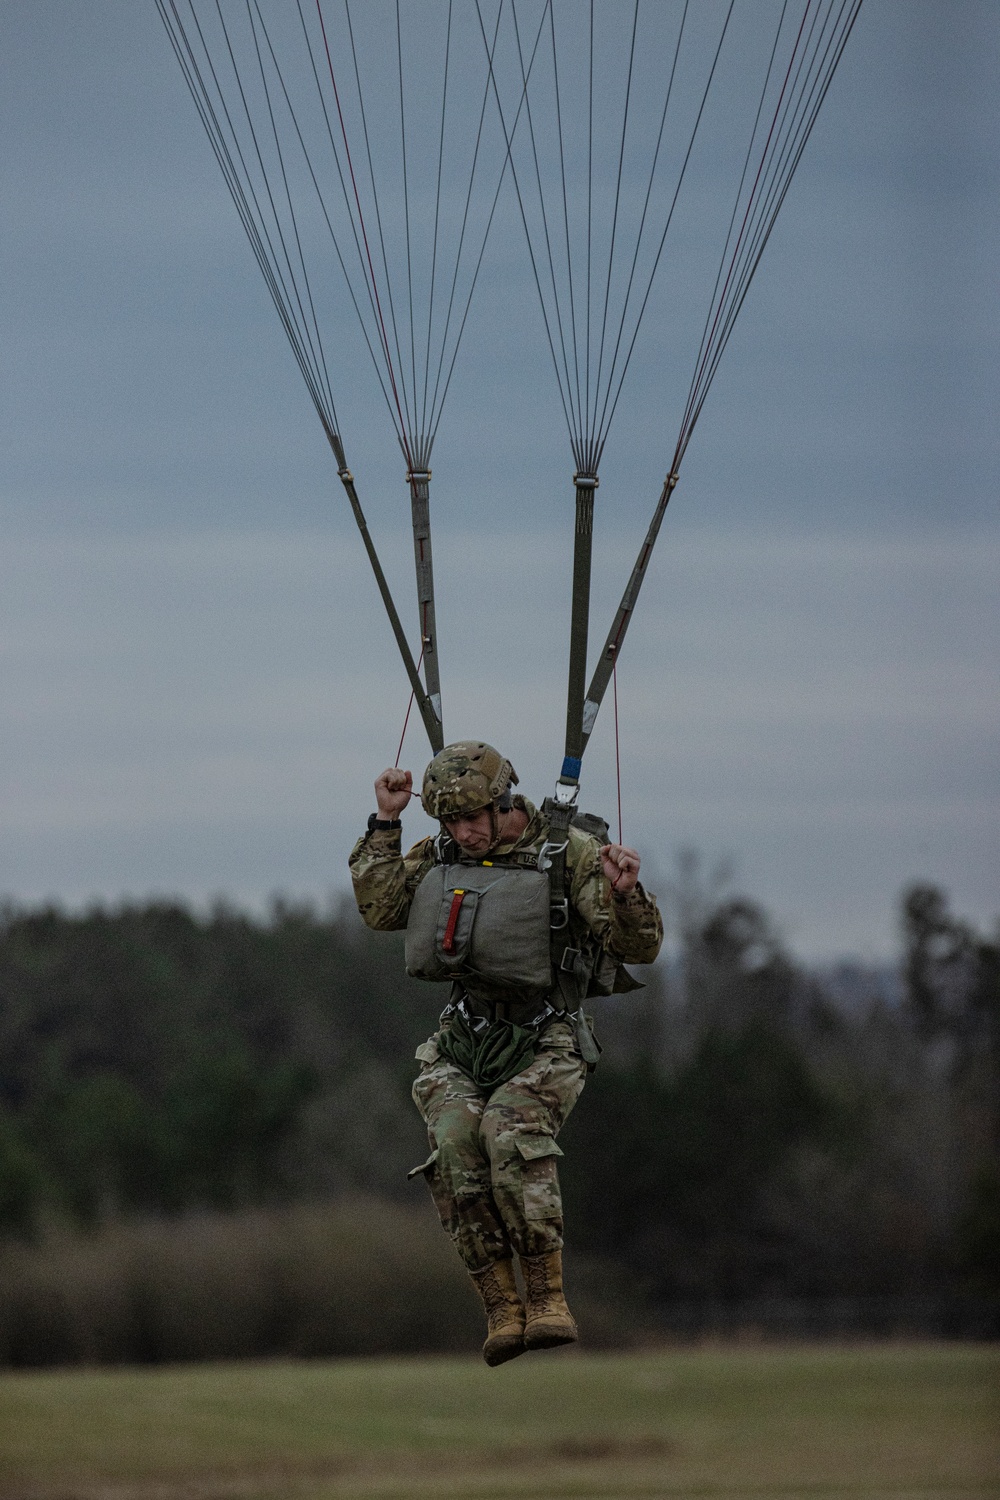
[421,740,518,820]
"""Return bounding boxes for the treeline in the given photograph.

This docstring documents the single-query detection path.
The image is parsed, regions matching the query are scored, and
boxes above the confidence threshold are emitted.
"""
[0,896,436,1225]
[564,879,998,1304]
[0,874,996,1352]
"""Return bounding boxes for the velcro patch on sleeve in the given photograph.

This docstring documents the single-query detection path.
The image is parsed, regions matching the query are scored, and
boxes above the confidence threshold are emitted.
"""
[514,1133,564,1161]
[406,1148,440,1180]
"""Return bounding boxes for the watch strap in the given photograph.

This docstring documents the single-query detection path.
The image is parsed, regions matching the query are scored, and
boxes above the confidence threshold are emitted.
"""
[368,813,402,832]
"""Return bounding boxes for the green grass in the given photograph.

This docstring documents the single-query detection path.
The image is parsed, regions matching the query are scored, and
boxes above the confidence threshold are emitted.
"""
[0,1343,996,1500]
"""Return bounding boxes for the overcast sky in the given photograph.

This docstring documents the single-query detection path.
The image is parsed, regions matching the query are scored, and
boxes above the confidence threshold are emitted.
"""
[1,1,997,959]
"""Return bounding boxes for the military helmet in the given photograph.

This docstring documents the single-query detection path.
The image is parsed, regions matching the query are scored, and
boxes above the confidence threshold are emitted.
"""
[421,740,518,820]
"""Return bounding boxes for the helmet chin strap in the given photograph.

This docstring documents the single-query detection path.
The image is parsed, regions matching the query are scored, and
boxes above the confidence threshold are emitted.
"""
[488,783,518,850]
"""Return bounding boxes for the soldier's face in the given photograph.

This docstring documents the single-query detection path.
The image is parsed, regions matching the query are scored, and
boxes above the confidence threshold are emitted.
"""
[443,806,494,853]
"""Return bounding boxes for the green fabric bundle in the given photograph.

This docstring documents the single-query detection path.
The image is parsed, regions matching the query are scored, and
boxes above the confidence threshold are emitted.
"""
[437,1012,539,1090]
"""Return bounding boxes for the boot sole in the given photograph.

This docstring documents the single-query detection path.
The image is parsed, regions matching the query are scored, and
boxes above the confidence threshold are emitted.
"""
[524,1321,578,1350]
[483,1335,527,1367]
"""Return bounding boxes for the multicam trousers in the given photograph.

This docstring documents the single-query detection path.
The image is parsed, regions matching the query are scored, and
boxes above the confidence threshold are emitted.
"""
[410,1018,587,1272]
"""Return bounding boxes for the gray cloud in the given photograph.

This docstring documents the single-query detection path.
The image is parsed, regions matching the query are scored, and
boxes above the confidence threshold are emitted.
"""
[0,526,994,956]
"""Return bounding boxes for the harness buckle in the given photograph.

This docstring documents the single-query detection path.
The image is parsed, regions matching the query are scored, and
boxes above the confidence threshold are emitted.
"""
[450,996,489,1034]
[559,945,581,972]
[536,838,568,874]
[550,898,570,931]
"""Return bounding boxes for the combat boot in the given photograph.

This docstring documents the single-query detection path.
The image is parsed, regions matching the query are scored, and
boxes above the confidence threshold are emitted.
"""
[520,1249,579,1349]
[470,1258,526,1367]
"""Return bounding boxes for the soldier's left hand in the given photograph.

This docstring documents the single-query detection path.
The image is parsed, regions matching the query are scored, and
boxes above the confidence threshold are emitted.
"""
[600,843,640,894]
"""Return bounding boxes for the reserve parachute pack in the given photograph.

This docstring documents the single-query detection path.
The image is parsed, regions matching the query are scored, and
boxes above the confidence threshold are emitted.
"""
[405,862,552,994]
[403,806,640,1018]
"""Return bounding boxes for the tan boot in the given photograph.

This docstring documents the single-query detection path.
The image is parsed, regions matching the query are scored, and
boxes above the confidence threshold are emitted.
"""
[470,1258,526,1367]
[520,1249,579,1349]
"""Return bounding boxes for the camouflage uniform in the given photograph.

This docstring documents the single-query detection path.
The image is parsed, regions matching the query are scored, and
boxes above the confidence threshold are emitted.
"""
[407,1019,585,1269]
[349,796,662,1273]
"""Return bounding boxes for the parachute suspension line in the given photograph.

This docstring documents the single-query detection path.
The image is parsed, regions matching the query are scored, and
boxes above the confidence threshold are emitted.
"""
[421,0,453,444]
[290,0,420,433]
[506,2,582,454]
[294,0,502,466]
[155,0,339,442]
[343,0,412,446]
[544,4,582,451]
[160,2,524,757]
[536,0,632,477]
[396,0,419,448]
[502,3,688,789]
[683,0,864,460]
[315,2,532,751]
[424,4,506,452]
[504,0,714,475]
[314,0,413,470]
[155,1,439,751]
[495,7,599,789]
[587,0,691,460]
[394,3,442,739]
[391,0,441,735]
[284,0,406,424]
[317,0,448,746]
[475,0,579,450]
[315,1,511,472]
[161,1,863,771]
[255,2,400,426]
[215,0,332,425]
[675,0,793,466]
[673,0,864,466]
[509,0,628,474]
[595,0,735,459]
[242,0,337,431]
[583,0,862,758]
[676,0,815,466]
[506,1,723,785]
[591,0,640,469]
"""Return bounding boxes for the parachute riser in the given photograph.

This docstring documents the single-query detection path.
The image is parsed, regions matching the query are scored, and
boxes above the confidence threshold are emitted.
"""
[407,468,445,753]
[330,436,442,756]
[559,471,599,797]
[580,470,680,755]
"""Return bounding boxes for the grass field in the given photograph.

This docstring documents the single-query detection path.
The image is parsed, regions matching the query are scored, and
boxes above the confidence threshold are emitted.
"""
[0,1343,996,1500]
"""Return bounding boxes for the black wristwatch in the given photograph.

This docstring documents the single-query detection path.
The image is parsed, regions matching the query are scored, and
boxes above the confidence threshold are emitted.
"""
[367,813,402,832]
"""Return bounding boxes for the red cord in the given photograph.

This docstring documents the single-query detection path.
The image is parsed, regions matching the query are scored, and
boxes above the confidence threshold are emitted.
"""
[394,644,424,767]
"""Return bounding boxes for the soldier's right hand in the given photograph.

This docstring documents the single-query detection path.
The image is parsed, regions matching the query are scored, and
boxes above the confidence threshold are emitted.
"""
[374,767,413,819]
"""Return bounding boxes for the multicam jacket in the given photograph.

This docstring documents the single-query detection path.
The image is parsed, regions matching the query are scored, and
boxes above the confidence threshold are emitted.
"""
[349,795,663,1016]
